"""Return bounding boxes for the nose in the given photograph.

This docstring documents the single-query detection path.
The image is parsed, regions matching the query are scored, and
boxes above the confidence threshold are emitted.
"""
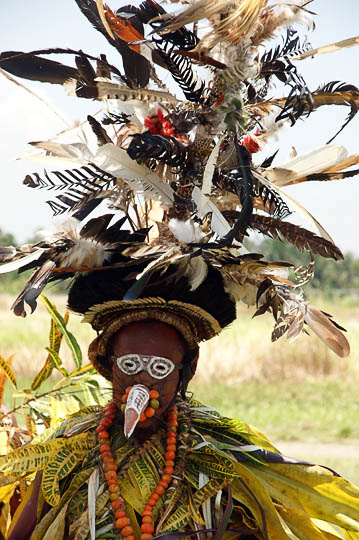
[134,371,159,389]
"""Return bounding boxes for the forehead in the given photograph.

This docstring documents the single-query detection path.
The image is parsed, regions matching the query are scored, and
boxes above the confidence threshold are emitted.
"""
[111,321,185,362]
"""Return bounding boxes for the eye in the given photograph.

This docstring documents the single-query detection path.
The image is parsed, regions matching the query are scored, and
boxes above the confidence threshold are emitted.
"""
[154,362,168,375]
[149,357,174,379]
[117,355,141,375]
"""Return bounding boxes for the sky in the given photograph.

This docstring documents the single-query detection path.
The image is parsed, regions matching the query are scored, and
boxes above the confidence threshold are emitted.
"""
[0,0,359,256]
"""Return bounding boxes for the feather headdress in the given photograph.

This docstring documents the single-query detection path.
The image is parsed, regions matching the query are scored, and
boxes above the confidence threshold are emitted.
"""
[1,0,358,358]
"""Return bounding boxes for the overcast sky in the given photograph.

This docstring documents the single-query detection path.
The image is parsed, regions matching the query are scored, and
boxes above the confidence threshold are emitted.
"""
[0,0,359,256]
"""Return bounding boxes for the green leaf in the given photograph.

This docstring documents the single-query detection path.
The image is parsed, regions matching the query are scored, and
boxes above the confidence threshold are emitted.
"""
[42,449,79,506]
[31,358,53,391]
[46,348,68,377]
[0,354,17,389]
[40,294,82,370]
[161,495,191,532]
[68,364,95,378]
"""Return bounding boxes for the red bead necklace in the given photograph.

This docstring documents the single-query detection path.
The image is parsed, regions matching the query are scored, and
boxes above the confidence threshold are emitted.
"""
[97,400,178,540]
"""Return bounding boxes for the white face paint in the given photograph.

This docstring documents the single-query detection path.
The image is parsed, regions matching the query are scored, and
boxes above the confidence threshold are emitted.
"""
[124,384,150,439]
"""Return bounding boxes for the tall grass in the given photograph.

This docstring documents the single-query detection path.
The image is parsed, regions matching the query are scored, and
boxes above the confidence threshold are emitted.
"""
[1,294,358,382]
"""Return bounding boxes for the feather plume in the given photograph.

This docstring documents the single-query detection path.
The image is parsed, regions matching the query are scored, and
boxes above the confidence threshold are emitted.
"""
[305,305,350,358]
[75,0,150,86]
[93,143,174,206]
[253,170,335,243]
[155,0,266,50]
[294,36,359,60]
[0,51,78,85]
[65,79,179,103]
[0,0,355,360]
[265,145,348,186]
[0,249,46,274]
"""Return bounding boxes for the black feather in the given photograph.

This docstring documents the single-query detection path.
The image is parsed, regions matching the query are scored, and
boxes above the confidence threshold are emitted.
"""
[127,133,195,176]
[23,164,117,217]
[74,0,150,87]
[137,0,199,50]
[155,42,204,103]
[0,51,78,85]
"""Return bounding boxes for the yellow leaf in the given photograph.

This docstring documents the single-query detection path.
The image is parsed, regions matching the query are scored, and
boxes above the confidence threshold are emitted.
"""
[46,347,68,377]
[0,483,17,503]
[40,295,82,370]
[43,503,68,540]
[68,364,94,377]
[0,354,14,407]
[6,477,37,539]
[42,449,79,506]
[50,398,69,427]
[277,506,334,539]
[161,496,191,532]
[31,358,53,391]
[31,467,95,540]
[231,464,289,540]
[0,430,8,455]
[249,462,359,532]
[128,454,159,502]
[0,432,94,475]
[26,415,36,439]
[0,354,17,389]
[193,477,228,511]
[70,509,89,540]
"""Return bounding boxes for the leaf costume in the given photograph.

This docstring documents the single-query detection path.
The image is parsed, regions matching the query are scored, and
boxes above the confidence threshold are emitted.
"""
[2,398,359,539]
[0,0,359,538]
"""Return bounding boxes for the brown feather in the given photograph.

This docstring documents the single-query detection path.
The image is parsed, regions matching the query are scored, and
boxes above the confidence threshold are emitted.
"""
[251,215,343,261]
[305,305,350,358]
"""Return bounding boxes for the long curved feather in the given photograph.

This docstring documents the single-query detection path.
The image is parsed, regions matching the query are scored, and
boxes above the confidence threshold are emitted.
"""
[0,249,46,275]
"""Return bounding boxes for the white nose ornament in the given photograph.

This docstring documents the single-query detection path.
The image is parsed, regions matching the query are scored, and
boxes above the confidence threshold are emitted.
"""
[124,384,150,439]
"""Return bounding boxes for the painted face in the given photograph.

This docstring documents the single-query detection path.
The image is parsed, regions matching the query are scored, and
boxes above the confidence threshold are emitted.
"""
[110,321,185,435]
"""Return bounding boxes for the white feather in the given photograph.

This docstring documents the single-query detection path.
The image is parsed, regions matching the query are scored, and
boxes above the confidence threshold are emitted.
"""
[88,468,100,540]
[185,257,208,291]
[265,145,348,186]
[29,141,94,161]
[94,144,174,207]
[168,218,205,244]
[294,36,359,61]
[192,186,231,237]
[61,239,106,268]
[23,152,88,168]
[0,249,45,274]
[275,1,314,30]
[200,134,225,208]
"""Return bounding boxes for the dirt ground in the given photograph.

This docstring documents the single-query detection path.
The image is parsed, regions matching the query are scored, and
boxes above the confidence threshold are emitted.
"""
[278,440,359,459]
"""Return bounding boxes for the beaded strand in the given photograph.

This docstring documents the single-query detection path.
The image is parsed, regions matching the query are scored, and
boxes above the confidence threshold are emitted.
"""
[97,400,178,540]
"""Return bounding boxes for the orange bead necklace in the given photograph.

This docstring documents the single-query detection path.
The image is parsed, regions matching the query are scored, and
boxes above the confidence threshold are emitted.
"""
[97,400,178,540]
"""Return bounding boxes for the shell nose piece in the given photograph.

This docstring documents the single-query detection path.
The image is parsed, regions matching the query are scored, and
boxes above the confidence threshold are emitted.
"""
[124,384,150,438]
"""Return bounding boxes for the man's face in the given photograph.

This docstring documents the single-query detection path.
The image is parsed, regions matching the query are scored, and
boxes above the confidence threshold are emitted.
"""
[111,321,185,432]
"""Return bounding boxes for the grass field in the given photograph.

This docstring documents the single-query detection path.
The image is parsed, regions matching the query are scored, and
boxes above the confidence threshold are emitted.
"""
[1,293,358,483]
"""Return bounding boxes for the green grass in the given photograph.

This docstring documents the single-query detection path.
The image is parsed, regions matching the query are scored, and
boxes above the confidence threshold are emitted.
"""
[189,379,359,485]
[189,379,359,442]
